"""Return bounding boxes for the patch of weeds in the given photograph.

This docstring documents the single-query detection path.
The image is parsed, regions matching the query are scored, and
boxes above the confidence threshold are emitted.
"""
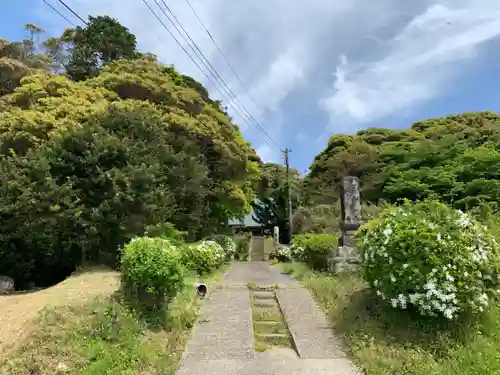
[254,321,286,335]
[252,307,283,322]
[254,338,270,352]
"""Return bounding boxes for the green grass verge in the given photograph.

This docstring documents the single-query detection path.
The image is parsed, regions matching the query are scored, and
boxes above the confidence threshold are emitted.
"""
[279,262,500,375]
[0,265,229,375]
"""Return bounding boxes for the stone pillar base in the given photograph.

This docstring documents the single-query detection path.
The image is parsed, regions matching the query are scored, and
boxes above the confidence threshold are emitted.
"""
[328,253,361,274]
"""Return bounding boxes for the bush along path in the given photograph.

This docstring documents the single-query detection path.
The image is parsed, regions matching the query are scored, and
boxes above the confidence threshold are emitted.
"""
[175,262,361,375]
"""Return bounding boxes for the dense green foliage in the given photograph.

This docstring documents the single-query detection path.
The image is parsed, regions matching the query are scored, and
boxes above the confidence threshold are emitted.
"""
[290,233,338,270]
[121,237,186,306]
[144,222,187,245]
[358,200,500,319]
[233,233,251,260]
[251,163,301,243]
[0,20,259,288]
[303,111,500,212]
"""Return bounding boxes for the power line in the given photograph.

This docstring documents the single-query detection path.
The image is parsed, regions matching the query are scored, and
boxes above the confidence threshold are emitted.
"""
[42,0,77,27]
[145,0,281,151]
[56,0,88,26]
[153,0,280,150]
[183,0,269,125]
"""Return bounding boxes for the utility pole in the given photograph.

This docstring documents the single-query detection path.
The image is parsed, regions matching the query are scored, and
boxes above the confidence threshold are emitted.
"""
[283,148,293,243]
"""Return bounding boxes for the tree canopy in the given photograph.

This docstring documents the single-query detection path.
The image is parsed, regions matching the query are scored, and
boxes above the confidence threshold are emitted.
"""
[0,19,260,288]
[303,111,500,212]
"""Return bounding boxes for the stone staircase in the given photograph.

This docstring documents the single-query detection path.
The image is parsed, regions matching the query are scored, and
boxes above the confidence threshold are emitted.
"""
[250,287,296,355]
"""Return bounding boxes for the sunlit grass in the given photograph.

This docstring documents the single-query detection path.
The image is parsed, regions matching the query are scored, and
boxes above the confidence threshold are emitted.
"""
[0,266,228,375]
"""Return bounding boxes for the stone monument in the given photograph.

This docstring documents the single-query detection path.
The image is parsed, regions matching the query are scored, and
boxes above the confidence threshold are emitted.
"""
[0,275,14,295]
[332,176,362,272]
[273,226,280,244]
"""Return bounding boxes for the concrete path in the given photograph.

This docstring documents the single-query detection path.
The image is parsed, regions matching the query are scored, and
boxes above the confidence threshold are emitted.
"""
[176,262,361,375]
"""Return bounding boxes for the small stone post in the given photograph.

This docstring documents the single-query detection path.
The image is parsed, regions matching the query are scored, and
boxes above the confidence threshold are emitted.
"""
[273,226,280,245]
[332,176,362,273]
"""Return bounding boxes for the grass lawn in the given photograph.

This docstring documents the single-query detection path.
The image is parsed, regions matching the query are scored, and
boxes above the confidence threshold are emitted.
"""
[280,262,500,375]
[0,266,228,375]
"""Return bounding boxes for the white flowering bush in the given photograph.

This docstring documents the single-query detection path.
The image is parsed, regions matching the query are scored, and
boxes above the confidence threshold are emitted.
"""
[358,200,500,320]
[182,240,225,275]
[290,234,311,261]
[270,244,292,262]
[210,235,237,259]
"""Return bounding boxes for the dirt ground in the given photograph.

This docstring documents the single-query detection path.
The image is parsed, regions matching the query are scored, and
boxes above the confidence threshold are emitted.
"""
[0,267,120,356]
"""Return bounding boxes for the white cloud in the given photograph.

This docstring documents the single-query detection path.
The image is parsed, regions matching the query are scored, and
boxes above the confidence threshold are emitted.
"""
[322,0,500,130]
[255,144,280,164]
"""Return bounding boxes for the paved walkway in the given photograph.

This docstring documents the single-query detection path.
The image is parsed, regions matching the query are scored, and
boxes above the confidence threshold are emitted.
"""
[176,262,361,375]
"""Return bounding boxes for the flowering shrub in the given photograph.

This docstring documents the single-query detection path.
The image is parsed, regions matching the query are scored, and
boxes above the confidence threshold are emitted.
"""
[121,237,186,303]
[182,240,225,275]
[358,200,500,319]
[270,244,292,262]
[290,235,307,261]
[290,233,337,270]
[210,235,237,260]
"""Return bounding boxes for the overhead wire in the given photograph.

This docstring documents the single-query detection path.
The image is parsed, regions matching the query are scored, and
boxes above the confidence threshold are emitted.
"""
[182,0,270,131]
[41,0,77,27]
[155,0,279,151]
[145,0,281,151]
[56,0,88,25]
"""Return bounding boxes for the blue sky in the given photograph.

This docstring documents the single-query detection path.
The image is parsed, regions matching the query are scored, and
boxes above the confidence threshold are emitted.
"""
[3,0,500,173]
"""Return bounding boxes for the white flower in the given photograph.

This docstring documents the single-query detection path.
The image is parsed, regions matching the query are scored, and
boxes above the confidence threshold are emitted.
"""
[403,263,409,269]
[443,308,454,319]
[436,233,441,242]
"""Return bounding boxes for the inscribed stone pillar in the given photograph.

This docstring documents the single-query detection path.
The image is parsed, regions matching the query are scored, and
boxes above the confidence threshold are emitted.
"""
[339,176,361,247]
[333,176,362,272]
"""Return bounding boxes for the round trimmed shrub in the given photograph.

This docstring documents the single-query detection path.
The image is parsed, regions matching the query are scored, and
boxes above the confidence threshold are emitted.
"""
[121,237,186,303]
[270,244,291,262]
[290,233,337,270]
[358,200,500,320]
[182,240,225,275]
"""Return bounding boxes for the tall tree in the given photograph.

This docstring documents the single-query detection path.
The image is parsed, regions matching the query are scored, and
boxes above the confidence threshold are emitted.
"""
[65,16,138,81]
[252,165,301,243]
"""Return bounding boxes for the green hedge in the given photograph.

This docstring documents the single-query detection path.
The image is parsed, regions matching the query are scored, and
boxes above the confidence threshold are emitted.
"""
[291,233,337,271]
[120,237,186,307]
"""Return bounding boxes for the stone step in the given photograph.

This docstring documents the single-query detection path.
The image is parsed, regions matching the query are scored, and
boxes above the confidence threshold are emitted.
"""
[252,307,283,322]
[252,291,275,300]
[255,333,291,346]
[254,320,287,335]
[253,298,278,308]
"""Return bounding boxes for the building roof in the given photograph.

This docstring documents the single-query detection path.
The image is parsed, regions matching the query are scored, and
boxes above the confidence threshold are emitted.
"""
[228,211,262,227]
